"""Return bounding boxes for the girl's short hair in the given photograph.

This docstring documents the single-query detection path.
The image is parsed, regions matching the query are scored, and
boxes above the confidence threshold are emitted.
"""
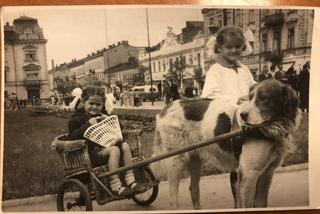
[81,84,106,103]
[214,26,246,54]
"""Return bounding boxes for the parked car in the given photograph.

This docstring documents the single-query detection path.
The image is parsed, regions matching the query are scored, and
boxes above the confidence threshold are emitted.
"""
[132,85,161,101]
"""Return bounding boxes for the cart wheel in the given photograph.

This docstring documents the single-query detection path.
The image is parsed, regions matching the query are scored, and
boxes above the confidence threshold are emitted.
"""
[57,178,93,211]
[132,167,159,206]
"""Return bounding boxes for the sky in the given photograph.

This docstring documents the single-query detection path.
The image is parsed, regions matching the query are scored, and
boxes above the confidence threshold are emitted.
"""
[2,6,203,68]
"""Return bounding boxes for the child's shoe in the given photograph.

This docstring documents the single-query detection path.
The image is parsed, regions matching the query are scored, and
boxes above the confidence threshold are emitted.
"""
[128,181,142,193]
[112,186,134,196]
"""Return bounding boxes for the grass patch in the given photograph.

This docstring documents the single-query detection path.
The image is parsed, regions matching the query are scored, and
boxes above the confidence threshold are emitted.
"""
[2,110,308,200]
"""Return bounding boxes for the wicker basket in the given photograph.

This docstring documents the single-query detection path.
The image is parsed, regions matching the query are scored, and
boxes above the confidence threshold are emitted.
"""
[51,135,91,177]
[84,115,123,148]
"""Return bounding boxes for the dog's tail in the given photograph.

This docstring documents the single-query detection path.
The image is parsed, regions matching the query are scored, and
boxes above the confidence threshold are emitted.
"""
[150,116,169,180]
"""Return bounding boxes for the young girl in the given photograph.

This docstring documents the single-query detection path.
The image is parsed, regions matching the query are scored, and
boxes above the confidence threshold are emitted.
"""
[201,26,256,104]
[68,85,139,196]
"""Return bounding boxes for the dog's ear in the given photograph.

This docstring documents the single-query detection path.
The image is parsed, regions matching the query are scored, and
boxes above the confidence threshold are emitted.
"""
[282,84,299,121]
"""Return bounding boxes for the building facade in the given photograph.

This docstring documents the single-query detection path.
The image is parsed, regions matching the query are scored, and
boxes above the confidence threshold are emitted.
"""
[48,41,142,88]
[138,21,205,92]
[4,16,50,100]
[202,9,313,76]
[108,58,139,89]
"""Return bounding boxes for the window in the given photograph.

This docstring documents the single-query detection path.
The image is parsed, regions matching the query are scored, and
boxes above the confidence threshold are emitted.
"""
[26,71,38,80]
[197,53,201,67]
[5,66,9,83]
[158,61,161,72]
[273,29,281,51]
[189,54,193,65]
[287,28,295,49]
[153,62,156,73]
[25,50,37,61]
[235,10,243,26]
[275,9,282,14]
[261,9,269,20]
[209,17,214,25]
[249,10,255,23]
[227,11,233,25]
[169,59,173,68]
[218,15,223,27]
[262,33,268,52]
[163,60,166,71]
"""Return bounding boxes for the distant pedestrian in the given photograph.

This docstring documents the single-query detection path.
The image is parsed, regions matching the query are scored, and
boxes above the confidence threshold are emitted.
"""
[275,65,288,84]
[258,65,272,82]
[170,79,180,101]
[269,65,276,78]
[11,93,20,111]
[51,96,56,106]
[286,66,298,92]
[163,80,172,104]
[298,61,310,113]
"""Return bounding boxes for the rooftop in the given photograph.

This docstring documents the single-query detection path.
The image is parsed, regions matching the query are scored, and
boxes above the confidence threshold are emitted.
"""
[14,15,37,22]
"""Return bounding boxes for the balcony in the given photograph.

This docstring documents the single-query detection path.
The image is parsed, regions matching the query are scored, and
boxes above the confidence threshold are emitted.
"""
[285,10,299,23]
[23,79,42,87]
[262,50,284,64]
[264,13,285,27]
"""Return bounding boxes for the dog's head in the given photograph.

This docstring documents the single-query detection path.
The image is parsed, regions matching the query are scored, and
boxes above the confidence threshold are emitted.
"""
[238,79,300,126]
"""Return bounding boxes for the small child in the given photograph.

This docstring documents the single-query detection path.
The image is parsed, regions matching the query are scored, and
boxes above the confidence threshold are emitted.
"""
[201,26,256,104]
[68,85,139,196]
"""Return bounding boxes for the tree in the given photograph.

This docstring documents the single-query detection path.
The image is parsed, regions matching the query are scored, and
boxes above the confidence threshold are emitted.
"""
[167,56,186,87]
[193,66,205,89]
[132,65,146,86]
[54,76,79,104]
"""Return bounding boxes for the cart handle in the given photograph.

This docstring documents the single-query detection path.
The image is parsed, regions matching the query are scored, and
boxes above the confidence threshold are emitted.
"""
[98,129,243,178]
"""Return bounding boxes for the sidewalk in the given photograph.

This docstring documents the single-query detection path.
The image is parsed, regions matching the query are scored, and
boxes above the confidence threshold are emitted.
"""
[2,163,308,210]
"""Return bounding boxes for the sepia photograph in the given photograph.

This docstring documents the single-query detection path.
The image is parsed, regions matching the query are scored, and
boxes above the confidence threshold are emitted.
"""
[1,5,315,212]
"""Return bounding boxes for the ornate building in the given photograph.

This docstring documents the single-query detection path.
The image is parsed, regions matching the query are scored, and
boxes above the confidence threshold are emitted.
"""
[4,16,50,100]
[138,21,205,92]
[202,9,313,76]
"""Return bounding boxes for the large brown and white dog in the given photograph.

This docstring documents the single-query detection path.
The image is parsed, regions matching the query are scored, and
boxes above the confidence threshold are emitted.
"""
[152,79,301,209]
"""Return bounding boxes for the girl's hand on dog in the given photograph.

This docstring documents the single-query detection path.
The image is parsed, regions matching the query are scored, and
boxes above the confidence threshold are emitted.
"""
[237,95,249,105]
[242,125,258,134]
[242,125,269,139]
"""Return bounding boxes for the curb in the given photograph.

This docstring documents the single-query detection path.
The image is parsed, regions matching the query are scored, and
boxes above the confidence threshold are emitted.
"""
[2,194,56,208]
[275,163,308,173]
[2,163,308,208]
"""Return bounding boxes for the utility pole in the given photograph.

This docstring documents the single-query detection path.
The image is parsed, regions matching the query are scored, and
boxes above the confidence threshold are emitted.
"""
[258,9,261,75]
[104,9,111,86]
[146,8,154,105]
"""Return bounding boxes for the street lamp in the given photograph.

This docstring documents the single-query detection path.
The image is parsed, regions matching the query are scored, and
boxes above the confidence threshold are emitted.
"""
[145,8,154,105]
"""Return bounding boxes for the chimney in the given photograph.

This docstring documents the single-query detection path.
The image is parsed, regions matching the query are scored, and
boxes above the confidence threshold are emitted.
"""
[51,59,55,70]
[117,41,121,45]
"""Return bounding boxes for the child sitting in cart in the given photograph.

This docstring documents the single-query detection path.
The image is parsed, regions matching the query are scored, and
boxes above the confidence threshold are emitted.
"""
[67,84,139,196]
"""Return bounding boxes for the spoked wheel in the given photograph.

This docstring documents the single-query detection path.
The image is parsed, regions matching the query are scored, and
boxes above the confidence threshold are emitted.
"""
[57,178,93,211]
[132,167,159,206]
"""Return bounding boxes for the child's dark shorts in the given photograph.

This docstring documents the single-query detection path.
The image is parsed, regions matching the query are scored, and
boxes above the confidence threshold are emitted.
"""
[89,147,110,168]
